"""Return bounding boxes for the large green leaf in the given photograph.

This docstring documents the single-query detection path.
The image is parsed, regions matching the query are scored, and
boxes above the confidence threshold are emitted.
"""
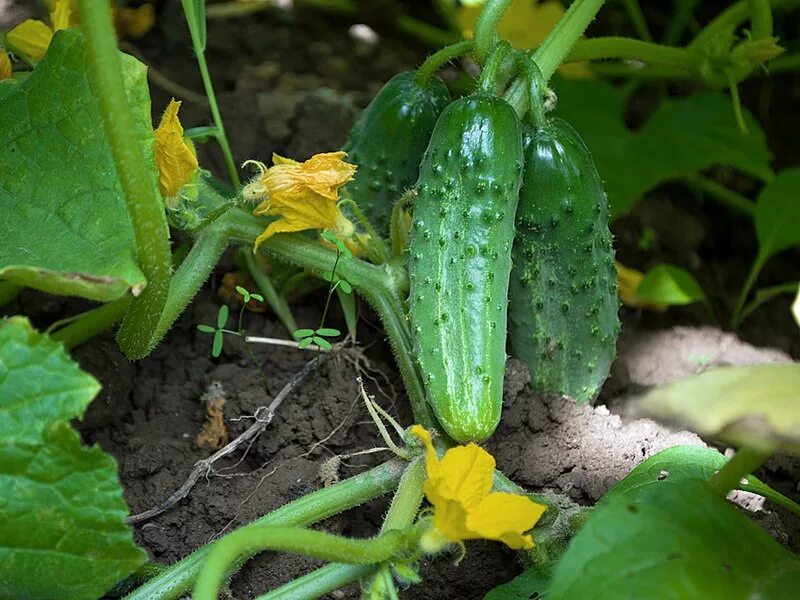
[0,30,153,301]
[633,364,800,454]
[634,264,707,306]
[553,79,773,216]
[548,479,800,600]
[0,317,146,599]
[754,168,800,262]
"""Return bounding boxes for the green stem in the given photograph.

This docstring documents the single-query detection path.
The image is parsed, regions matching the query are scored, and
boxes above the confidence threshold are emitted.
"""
[50,298,131,349]
[567,37,702,73]
[478,40,515,95]
[534,0,607,81]
[193,525,418,600]
[256,564,375,600]
[731,252,766,329]
[77,0,172,359]
[749,0,774,39]
[338,198,389,264]
[709,446,770,497]
[690,0,797,50]
[474,0,512,63]
[257,458,425,600]
[181,0,240,187]
[621,0,653,42]
[739,281,799,324]
[0,281,21,308]
[395,14,459,47]
[663,0,701,45]
[683,175,755,216]
[125,459,405,600]
[244,251,299,334]
[502,77,528,119]
[522,54,547,128]
[415,39,475,86]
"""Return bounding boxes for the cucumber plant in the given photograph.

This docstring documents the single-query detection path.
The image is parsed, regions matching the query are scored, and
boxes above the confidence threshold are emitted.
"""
[2,1,799,599]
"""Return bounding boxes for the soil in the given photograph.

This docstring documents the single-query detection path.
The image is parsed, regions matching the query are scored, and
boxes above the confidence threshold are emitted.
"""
[5,1,800,599]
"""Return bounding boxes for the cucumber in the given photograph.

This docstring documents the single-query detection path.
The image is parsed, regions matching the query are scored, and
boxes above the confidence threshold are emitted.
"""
[343,71,450,235]
[408,94,523,442]
[509,117,620,404]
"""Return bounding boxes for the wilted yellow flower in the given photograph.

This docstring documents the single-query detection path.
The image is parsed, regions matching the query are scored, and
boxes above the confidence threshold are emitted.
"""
[154,98,198,202]
[458,0,590,78]
[115,4,156,39]
[616,261,667,312]
[0,51,12,81]
[6,0,73,62]
[411,425,546,551]
[244,152,357,252]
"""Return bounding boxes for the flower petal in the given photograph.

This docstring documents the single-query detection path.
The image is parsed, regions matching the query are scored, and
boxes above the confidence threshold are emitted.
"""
[6,20,53,62]
[49,0,73,32]
[154,98,198,199]
[466,492,547,549]
[435,443,495,511]
[0,51,12,81]
[410,425,442,480]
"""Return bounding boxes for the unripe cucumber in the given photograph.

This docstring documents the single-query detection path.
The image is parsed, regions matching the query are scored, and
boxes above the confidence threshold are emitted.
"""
[509,118,620,404]
[408,94,523,442]
[343,72,450,235]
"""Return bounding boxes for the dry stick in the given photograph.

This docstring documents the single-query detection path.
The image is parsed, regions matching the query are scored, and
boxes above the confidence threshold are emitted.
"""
[125,355,328,525]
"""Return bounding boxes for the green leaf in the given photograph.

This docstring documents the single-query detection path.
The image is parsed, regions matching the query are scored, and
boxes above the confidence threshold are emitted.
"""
[293,328,315,339]
[250,293,264,302]
[337,286,358,341]
[484,568,550,600]
[633,364,800,454]
[184,125,218,142]
[212,329,224,357]
[315,327,341,338]
[313,336,333,350]
[235,285,250,301]
[339,280,353,294]
[601,445,800,516]
[197,324,216,334]
[0,318,146,599]
[553,79,773,216]
[297,336,314,349]
[0,316,99,443]
[548,479,800,600]
[754,168,800,262]
[634,264,706,306]
[0,31,150,301]
[216,304,229,329]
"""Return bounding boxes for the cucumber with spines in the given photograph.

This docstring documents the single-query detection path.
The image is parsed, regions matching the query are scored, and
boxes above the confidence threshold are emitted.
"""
[509,117,620,404]
[408,93,523,442]
[343,72,450,235]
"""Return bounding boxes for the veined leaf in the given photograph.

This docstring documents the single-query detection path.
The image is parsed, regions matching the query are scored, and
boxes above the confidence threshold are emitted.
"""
[754,168,800,262]
[0,30,154,301]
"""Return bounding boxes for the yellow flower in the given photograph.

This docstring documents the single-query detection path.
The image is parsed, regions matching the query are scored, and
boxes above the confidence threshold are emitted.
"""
[114,4,156,39]
[6,0,74,62]
[615,261,667,312]
[457,0,591,78]
[244,152,357,252]
[154,98,198,203]
[410,425,546,551]
[0,51,12,81]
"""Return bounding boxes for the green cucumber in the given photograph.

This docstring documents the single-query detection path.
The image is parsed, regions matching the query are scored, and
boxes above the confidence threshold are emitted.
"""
[408,94,523,442]
[509,117,620,404]
[343,71,450,235]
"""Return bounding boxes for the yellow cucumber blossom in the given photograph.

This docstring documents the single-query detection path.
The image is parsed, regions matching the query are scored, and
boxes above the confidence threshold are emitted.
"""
[615,261,667,312]
[410,425,546,552]
[154,98,198,205]
[0,51,12,81]
[243,151,357,252]
[6,0,74,62]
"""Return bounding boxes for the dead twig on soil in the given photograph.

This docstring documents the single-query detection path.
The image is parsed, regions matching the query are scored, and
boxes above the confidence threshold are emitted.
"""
[125,354,328,525]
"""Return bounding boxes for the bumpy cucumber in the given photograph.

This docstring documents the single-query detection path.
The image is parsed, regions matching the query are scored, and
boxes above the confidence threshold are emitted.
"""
[408,94,523,442]
[343,71,450,235]
[509,118,620,404]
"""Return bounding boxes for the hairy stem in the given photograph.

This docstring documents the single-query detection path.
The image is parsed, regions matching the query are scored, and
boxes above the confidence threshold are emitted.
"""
[416,39,475,86]
[77,0,172,359]
[710,446,770,497]
[474,0,512,63]
[534,0,607,81]
[126,460,405,600]
[567,37,702,73]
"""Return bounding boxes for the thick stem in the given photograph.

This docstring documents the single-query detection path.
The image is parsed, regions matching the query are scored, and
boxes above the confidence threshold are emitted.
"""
[690,0,796,49]
[77,0,172,359]
[382,458,425,531]
[478,40,515,95]
[709,447,770,497]
[750,0,774,39]
[415,39,474,86]
[522,55,547,128]
[50,298,131,349]
[567,37,702,73]
[683,175,755,216]
[533,0,607,81]
[739,282,799,324]
[474,0,512,63]
[193,526,416,600]
[125,460,405,600]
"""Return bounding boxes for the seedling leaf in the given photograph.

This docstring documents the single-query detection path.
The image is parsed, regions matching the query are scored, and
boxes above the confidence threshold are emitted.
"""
[293,329,315,339]
[297,337,314,349]
[339,280,353,294]
[633,364,800,454]
[197,324,216,334]
[212,329,224,357]
[315,328,341,337]
[216,304,229,329]
[313,336,333,350]
[634,264,706,306]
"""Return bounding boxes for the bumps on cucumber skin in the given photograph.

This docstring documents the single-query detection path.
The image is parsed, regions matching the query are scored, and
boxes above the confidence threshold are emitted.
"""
[343,71,450,235]
[509,118,620,404]
[408,94,523,443]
